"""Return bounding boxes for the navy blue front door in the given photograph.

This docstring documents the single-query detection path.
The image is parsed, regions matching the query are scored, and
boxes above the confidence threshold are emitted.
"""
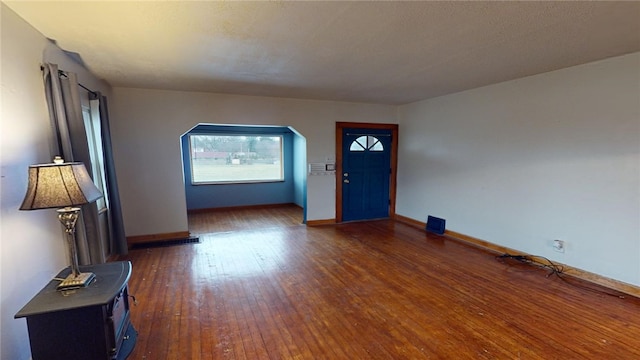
[341,128,392,221]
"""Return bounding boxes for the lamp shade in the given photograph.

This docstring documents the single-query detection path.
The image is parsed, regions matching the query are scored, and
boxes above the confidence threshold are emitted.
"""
[20,161,103,210]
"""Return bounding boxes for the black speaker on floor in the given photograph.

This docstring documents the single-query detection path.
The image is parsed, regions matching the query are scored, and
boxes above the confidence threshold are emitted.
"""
[426,216,446,235]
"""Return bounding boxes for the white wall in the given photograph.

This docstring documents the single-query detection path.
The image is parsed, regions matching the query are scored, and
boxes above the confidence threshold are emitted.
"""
[0,5,112,359]
[110,88,396,236]
[397,52,640,286]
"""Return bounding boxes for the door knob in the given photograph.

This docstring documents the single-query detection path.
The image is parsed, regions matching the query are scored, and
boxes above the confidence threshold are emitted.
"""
[343,173,349,177]
[344,179,350,183]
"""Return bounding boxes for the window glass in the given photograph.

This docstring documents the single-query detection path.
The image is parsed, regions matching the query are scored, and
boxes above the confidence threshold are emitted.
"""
[368,136,383,151]
[82,106,108,210]
[350,136,367,151]
[190,134,284,184]
[349,135,384,152]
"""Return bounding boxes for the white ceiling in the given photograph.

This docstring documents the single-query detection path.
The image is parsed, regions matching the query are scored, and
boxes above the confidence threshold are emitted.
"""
[6,1,640,105]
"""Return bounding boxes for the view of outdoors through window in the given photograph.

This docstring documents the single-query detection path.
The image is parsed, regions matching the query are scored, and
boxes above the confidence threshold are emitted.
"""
[190,134,283,183]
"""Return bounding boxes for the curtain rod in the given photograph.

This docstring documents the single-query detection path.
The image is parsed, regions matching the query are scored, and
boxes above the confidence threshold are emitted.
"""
[40,65,98,97]
[78,83,96,96]
[57,70,98,97]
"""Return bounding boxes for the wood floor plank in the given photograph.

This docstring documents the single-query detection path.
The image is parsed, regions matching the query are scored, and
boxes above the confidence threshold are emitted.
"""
[122,208,640,359]
[188,204,303,235]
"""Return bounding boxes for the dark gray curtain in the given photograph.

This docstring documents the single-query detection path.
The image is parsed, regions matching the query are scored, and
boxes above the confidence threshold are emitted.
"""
[90,93,128,255]
[42,63,105,265]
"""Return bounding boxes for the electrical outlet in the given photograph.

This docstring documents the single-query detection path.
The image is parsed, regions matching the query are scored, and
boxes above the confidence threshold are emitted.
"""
[553,239,565,253]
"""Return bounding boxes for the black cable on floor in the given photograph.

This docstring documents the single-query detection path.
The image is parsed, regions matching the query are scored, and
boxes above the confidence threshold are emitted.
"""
[496,253,626,299]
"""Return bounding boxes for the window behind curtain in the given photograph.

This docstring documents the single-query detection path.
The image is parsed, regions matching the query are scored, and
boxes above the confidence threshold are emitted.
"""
[82,106,108,211]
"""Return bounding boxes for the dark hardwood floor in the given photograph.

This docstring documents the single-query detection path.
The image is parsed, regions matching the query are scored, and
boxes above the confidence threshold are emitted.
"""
[187,204,304,234]
[121,206,640,359]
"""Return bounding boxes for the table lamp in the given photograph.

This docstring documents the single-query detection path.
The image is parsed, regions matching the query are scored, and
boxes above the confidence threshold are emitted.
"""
[20,156,103,290]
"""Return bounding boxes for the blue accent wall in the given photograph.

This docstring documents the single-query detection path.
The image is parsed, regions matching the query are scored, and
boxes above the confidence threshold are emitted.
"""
[182,124,295,210]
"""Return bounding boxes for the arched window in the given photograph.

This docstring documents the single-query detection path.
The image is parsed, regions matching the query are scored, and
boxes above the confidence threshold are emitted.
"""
[349,136,384,152]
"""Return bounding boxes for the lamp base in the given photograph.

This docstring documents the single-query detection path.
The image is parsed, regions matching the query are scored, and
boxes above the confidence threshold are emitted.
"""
[56,272,96,290]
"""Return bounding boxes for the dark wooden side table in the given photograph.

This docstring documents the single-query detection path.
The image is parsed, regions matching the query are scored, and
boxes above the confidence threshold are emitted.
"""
[15,261,137,360]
